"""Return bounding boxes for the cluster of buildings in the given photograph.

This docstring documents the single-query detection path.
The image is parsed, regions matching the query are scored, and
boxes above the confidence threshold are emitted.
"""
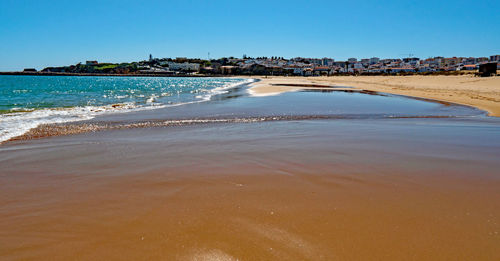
[135,55,201,74]
[213,55,499,76]
[31,54,499,76]
[141,54,500,76]
[136,61,200,74]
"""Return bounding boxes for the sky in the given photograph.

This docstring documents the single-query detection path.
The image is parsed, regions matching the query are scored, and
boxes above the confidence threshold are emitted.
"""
[0,0,499,71]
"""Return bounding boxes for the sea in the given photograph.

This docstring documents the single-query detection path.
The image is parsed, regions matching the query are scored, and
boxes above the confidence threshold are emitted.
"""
[0,75,252,142]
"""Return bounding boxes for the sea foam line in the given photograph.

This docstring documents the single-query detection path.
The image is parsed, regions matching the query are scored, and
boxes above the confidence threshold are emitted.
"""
[8,113,460,142]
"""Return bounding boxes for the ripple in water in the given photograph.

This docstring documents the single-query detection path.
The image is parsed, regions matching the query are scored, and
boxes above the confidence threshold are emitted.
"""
[0,76,253,142]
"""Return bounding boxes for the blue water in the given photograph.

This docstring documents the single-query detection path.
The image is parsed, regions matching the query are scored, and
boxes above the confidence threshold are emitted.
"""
[0,76,251,141]
[0,76,249,112]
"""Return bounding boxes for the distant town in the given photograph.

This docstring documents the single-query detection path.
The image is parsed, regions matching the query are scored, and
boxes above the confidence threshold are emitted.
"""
[8,54,500,77]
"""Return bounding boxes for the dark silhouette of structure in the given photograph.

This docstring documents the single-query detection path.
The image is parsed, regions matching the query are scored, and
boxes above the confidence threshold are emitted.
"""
[478,62,497,77]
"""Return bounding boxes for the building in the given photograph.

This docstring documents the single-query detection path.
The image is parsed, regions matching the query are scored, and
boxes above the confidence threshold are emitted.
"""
[138,67,172,74]
[477,57,489,63]
[385,67,415,73]
[86,61,98,66]
[490,55,500,62]
[348,58,357,63]
[417,65,435,72]
[220,66,237,75]
[403,57,420,65]
[462,57,477,65]
[460,64,477,70]
[321,58,334,66]
[370,57,380,64]
[304,68,313,76]
[353,63,364,69]
[442,57,460,67]
[166,62,200,71]
[283,65,306,76]
[479,62,497,77]
[313,66,331,76]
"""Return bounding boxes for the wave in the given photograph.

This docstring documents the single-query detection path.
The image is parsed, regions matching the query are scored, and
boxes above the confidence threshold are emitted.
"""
[0,78,255,143]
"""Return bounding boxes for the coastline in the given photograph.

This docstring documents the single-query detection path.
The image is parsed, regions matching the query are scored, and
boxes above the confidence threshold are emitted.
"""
[247,75,500,117]
[2,0,499,259]
[2,76,486,144]
[1,76,500,259]
[3,73,499,116]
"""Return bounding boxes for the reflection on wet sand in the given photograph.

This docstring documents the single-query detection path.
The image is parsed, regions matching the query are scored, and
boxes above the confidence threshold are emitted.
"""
[10,114,456,142]
[2,118,500,260]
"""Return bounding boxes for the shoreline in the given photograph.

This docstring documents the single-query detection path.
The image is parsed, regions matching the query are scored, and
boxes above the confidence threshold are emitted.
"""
[247,75,500,117]
[2,76,486,144]
[0,77,255,143]
[3,73,498,116]
[1,76,500,259]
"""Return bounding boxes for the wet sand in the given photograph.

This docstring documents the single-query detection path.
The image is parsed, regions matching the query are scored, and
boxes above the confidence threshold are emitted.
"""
[249,75,500,116]
[1,87,500,260]
[2,119,500,260]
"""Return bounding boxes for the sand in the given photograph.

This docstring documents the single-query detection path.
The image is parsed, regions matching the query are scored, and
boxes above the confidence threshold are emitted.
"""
[249,75,500,116]
[1,117,500,260]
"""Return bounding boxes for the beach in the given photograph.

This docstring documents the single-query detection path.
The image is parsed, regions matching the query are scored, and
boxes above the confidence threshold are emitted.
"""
[249,75,500,116]
[1,76,500,260]
[2,0,499,259]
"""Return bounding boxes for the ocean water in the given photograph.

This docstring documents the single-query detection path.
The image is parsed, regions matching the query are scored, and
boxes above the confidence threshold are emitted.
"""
[0,75,252,142]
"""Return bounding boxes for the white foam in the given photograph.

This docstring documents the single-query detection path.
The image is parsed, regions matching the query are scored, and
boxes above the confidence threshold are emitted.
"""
[211,78,255,95]
[0,103,168,142]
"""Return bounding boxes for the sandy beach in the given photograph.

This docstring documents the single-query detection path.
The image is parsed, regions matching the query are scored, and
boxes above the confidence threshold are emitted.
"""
[2,0,499,259]
[1,81,500,260]
[249,75,500,116]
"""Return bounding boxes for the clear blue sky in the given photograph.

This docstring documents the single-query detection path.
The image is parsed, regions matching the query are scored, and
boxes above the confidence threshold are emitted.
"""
[0,0,499,71]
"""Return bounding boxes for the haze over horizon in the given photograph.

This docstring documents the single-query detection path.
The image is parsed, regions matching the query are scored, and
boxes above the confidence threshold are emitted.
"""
[1,0,499,71]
